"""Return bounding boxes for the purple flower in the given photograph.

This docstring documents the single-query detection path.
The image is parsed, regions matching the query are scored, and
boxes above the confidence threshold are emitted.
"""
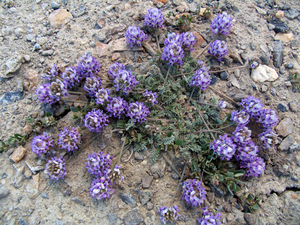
[58,127,81,152]
[211,12,233,36]
[210,134,236,161]
[232,124,252,145]
[89,177,115,200]
[163,32,182,46]
[218,100,228,110]
[35,83,59,105]
[126,101,150,123]
[77,54,101,78]
[61,66,82,88]
[44,156,66,180]
[182,179,206,207]
[240,156,265,177]
[259,129,278,149]
[143,90,158,105]
[197,207,222,225]
[83,76,102,97]
[113,69,139,94]
[208,40,228,61]
[124,26,148,48]
[49,79,69,101]
[108,63,125,79]
[235,141,258,162]
[106,96,128,119]
[85,152,113,177]
[109,165,124,184]
[258,108,278,129]
[84,109,109,133]
[144,7,164,28]
[190,66,211,90]
[198,60,205,67]
[181,32,196,52]
[31,132,54,157]
[250,61,259,69]
[41,64,58,80]
[239,96,264,119]
[95,88,111,105]
[162,42,184,66]
[158,205,180,225]
[231,110,250,125]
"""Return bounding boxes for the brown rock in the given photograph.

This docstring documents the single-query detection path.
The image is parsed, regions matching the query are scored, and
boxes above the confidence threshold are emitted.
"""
[32,174,39,189]
[49,9,73,28]
[153,0,167,4]
[142,174,153,189]
[25,69,40,90]
[95,18,106,29]
[105,25,126,36]
[228,48,243,65]
[9,146,27,163]
[193,32,205,47]
[274,33,294,43]
[275,10,285,19]
[292,193,298,199]
[175,13,190,19]
[112,53,121,61]
[110,37,143,52]
[96,42,108,57]
[276,118,294,137]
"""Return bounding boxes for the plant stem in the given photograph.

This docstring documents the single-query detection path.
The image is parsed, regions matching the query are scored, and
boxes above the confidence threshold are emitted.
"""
[162,152,181,177]
[210,64,249,73]
[155,29,161,53]
[195,41,212,59]
[111,136,127,169]
[163,67,171,86]
[61,98,88,104]
[183,86,196,114]
[208,86,239,106]
[198,109,215,140]
[147,118,171,122]
[68,91,87,95]
[172,163,187,203]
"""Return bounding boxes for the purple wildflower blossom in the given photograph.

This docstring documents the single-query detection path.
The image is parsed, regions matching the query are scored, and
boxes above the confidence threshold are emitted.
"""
[144,7,164,28]
[211,12,233,36]
[61,66,82,88]
[190,66,211,90]
[124,26,148,48]
[208,40,228,61]
[197,207,222,225]
[250,61,259,69]
[258,108,278,129]
[89,177,115,200]
[84,109,109,133]
[83,76,102,97]
[50,79,69,101]
[236,141,259,162]
[77,54,101,78]
[240,156,265,177]
[231,110,250,125]
[210,134,237,161]
[232,124,252,145]
[143,90,158,105]
[182,179,206,207]
[181,32,196,52]
[41,64,58,80]
[31,132,54,157]
[35,83,58,105]
[259,129,278,149]
[126,101,150,123]
[218,100,228,110]
[85,152,112,177]
[198,60,205,67]
[163,32,182,46]
[95,88,111,105]
[162,42,185,66]
[58,127,81,152]
[106,96,128,119]
[158,205,181,225]
[108,62,125,79]
[44,156,66,180]
[239,96,264,119]
[109,165,124,184]
[113,69,139,94]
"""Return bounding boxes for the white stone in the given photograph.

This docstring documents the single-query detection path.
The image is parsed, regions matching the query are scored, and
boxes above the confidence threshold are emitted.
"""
[274,33,294,43]
[251,65,279,83]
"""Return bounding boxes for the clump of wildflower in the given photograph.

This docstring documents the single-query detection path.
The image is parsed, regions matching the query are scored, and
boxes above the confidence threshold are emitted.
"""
[210,134,236,161]
[89,177,115,200]
[163,32,182,46]
[108,62,125,79]
[181,32,196,52]
[239,96,264,119]
[158,205,181,225]
[232,124,252,145]
[231,110,250,125]
[58,127,81,152]
[31,132,54,157]
[106,96,128,119]
[113,69,139,94]
[109,165,124,184]
[84,109,109,133]
[83,76,102,97]
[143,90,158,105]
[44,156,66,180]
[259,129,278,149]
[77,54,101,78]
[208,40,228,61]
[85,152,112,177]
[50,79,69,100]
[162,42,184,66]
[144,7,164,28]
[182,179,206,207]
[126,102,150,123]
[61,66,82,88]
[41,64,58,80]
[124,26,148,48]
[95,88,111,105]
[197,207,222,225]
[211,12,233,36]
[240,156,265,177]
[218,100,228,110]
[190,66,211,90]
[35,83,57,105]
[258,108,278,129]
[235,141,258,162]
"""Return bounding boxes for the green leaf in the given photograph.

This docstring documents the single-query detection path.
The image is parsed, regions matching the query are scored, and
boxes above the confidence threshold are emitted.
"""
[252,204,259,210]
[234,170,245,177]
[117,120,126,129]
[46,112,53,117]
[227,184,234,195]
[167,131,173,137]
[227,171,234,178]
[125,119,135,131]
[162,135,175,145]
[137,133,142,142]
[70,107,79,112]
[175,139,186,146]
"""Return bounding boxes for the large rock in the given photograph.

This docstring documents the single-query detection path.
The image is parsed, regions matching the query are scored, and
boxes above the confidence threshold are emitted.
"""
[9,146,27,163]
[251,65,278,83]
[276,118,293,137]
[1,54,23,78]
[49,9,73,28]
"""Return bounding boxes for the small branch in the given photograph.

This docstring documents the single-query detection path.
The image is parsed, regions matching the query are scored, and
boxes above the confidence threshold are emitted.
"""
[155,29,161,53]
[210,64,248,73]
[155,104,164,110]
[183,86,196,114]
[111,136,127,169]
[61,98,88,104]
[194,130,224,134]
[163,67,171,86]
[123,149,134,162]
[172,163,186,203]
[68,91,87,95]
[208,86,239,106]
[162,153,181,178]
[198,109,215,140]
[147,118,171,122]
[195,41,212,59]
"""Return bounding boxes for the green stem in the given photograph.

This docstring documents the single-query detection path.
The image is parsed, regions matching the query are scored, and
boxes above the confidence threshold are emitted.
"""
[163,67,171,86]
[183,86,196,114]
[111,136,127,169]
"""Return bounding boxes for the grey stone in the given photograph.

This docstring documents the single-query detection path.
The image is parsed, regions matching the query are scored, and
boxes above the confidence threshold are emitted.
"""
[23,55,31,62]
[284,9,300,20]
[70,5,87,18]
[19,218,27,225]
[146,202,154,210]
[137,191,154,206]
[0,184,10,199]
[267,23,275,30]
[119,193,136,207]
[89,41,96,47]
[232,93,248,102]
[2,54,23,78]
[171,171,180,180]
[108,214,117,225]
[289,142,300,152]
[261,84,268,93]
[210,75,218,85]
[14,28,24,37]
[36,37,48,46]
[41,50,54,56]
[279,3,291,10]
[244,213,256,225]
[41,192,49,199]
[142,174,153,189]
[0,91,24,106]
[278,135,294,151]
[260,54,270,65]
[220,71,228,80]
[123,210,144,225]
[269,19,289,33]
[26,34,35,42]
[273,41,284,68]
[276,118,294,137]
[150,160,165,179]
[71,196,85,206]
[208,184,224,197]
[278,103,288,112]
[279,66,285,74]
[33,43,41,51]
[51,2,61,10]
[285,63,294,69]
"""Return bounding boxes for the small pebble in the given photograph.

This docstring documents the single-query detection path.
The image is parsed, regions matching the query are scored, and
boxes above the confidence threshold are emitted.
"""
[278,103,288,112]
[220,71,228,80]
[261,84,268,93]
[285,63,294,69]
[288,102,298,112]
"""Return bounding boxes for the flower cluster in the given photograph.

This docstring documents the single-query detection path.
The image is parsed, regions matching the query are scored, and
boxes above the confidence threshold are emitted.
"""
[211,12,233,36]
[35,83,59,105]
[143,90,158,105]
[41,64,58,80]
[113,69,139,94]
[83,76,102,97]
[77,54,101,78]
[61,66,81,88]
[85,152,112,177]
[197,207,222,225]
[95,88,111,105]
[144,7,164,28]
[126,102,150,123]
[158,205,181,225]
[190,65,211,90]
[208,40,228,61]
[108,62,125,79]
[89,177,115,200]
[182,179,206,207]
[210,134,236,161]
[84,109,109,133]
[181,32,197,52]
[44,156,66,180]
[58,127,81,152]
[31,132,54,157]
[106,96,128,119]
[124,26,148,48]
